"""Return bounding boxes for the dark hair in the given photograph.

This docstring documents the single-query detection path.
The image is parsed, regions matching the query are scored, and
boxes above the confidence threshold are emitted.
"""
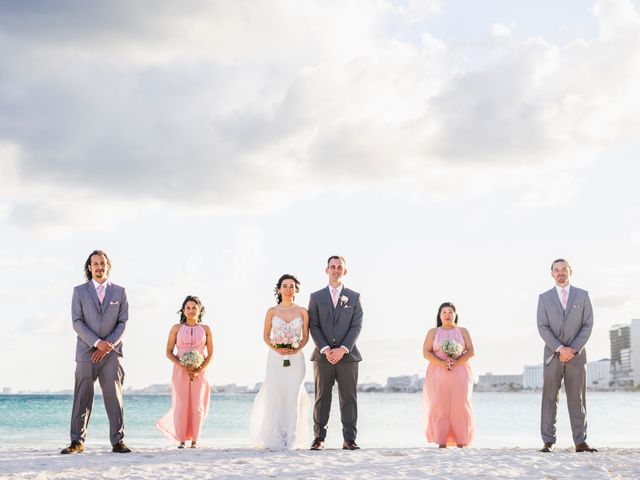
[551,258,571,270]
[273,274,300,304]
[327,255,347,267]
[178,295,206,324]
[436,302,458,327]
[84,250,112,281]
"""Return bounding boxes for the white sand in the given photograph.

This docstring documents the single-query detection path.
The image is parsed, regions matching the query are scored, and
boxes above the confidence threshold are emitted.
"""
[1,446,639,479]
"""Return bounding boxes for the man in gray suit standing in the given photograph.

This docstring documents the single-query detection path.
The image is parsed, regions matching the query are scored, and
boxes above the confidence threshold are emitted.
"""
[61,250,131,454]
[537,258,597,453]
[309,255,363,451]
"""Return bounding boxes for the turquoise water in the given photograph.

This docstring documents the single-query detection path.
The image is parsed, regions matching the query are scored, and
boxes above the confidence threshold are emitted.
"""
[1,392,638,449]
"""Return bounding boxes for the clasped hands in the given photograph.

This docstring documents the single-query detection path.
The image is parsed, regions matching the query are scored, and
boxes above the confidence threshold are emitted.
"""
[442,358,456,370]
[325,347,346,365]
[184,365,203,381]
[558,346,576,363]
[91,339,114,364]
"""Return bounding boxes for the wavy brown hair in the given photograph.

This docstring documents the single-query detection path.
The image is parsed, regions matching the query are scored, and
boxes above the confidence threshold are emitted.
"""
[178,295,206,324]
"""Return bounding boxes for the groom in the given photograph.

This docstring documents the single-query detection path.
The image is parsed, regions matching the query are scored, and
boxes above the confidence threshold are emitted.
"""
[60,250,131,454]
[309,255,363,451]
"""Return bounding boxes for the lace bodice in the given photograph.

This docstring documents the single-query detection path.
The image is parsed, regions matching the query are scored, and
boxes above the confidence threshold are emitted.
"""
[271,316,302,344]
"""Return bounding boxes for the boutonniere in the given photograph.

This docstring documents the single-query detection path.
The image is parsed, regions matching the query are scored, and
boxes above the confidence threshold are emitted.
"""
[340,295,349,306]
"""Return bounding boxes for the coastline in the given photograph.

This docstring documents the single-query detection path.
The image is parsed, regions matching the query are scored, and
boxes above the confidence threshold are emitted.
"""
[1,446,639,479]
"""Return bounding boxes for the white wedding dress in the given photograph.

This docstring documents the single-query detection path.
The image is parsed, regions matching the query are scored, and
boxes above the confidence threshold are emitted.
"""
[249,316,309,450]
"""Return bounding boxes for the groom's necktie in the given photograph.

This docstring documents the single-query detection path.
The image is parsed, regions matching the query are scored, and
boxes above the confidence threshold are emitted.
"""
[97,284,106,304]
[331,288,338,308]
[561,288,567,310]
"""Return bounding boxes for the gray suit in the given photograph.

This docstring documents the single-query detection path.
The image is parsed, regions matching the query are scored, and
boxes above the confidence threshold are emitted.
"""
[70,280,129,445]
[536,285,593,445]
[309,286,363,441]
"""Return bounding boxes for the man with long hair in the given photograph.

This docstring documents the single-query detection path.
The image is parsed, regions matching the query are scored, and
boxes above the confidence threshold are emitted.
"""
[61,250,131,454]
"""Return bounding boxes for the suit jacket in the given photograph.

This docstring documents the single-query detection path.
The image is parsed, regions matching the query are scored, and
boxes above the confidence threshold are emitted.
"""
[72,280,129,362]
[536,285,593,365]
[309,286,363,362]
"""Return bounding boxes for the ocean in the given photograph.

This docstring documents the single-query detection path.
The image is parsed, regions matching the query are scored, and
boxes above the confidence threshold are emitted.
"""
[1,391,638,450]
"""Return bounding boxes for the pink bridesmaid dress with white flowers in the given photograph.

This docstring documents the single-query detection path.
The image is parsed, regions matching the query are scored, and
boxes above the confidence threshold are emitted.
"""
[157,324,211,443]
[422,327,475,446]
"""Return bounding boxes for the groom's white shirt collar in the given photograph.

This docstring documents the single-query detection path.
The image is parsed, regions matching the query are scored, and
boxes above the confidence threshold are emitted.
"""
[92,279,108,291]
[328,285,343,295]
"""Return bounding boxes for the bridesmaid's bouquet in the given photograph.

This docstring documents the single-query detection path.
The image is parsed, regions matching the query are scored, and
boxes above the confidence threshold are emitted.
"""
[179,350,204,369]
[439,339,463,370]
[272,333,300,367]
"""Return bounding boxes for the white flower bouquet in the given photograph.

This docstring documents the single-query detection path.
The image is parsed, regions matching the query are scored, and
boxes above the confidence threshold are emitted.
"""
[439,339,463,370]
[179,350,204,369]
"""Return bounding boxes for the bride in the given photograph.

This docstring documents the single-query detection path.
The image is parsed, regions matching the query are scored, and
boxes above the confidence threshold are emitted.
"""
[249,274,310,450]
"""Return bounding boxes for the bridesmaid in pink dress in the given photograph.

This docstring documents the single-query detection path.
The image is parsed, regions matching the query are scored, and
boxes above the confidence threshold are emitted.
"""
[157,295,213,448]
[422,302,475,448]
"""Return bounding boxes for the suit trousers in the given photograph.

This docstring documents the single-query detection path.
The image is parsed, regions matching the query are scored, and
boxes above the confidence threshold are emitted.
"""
[70,352,125,445]
[313,360,358,441]
[541,355,587,445]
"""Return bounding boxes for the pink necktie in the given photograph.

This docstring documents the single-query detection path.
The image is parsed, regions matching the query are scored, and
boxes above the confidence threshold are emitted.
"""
[331,288,338,308]
[97,284,105,304]
[561,288,567,310]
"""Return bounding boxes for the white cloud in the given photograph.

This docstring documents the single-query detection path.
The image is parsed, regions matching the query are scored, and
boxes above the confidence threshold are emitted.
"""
[0,0,639,228]
[491,23,512,38]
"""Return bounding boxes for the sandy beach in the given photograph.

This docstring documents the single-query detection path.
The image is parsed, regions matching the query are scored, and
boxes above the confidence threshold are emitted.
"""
[1,446,639,479]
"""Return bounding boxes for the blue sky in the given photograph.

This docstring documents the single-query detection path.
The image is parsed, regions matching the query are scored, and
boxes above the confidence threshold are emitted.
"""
[1,0,639,391]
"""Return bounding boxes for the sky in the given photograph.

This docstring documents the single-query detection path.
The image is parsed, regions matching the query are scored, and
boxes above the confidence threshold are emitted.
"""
[1,0,639,392]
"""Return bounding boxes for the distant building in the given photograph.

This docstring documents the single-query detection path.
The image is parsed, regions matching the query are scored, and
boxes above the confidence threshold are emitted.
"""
[126,384,170,395]
[386,375,421,392]
[523,359,612,390]
[477,373,523,389]
[358,382,385,392]
[610,319,640,388]
[523,364,544,389]
[2,387,11,395]
[587,358,610,389]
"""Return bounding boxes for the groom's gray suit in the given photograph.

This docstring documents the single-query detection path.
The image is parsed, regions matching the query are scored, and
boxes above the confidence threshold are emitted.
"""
[537,285,593,445]
[70,280,129,445]
[309,286,363,441]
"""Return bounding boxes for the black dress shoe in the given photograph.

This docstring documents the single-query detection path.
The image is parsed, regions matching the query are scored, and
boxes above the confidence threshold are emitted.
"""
[60,441,84,454]
[575,442,597,452]
[540,442,554,452]
[310,438,325,450]
[342,440,360,450]
[112,441,132,453]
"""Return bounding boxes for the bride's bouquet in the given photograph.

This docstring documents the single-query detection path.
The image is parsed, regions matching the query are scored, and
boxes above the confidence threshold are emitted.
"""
[439,339,463,370]
[179,350,204,369]
[272,333,300,367]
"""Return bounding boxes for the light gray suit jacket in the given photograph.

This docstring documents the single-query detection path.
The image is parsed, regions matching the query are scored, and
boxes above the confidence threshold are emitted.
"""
[72,280,129,362]
[536,285,593,365]
[309,287,363,362]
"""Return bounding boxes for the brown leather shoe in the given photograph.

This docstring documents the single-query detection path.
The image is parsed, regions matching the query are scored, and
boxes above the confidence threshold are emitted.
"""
[575,442,597,452]
[342,440,360,450]
[540,442,554,452]
[310,438,325,451]
[112,441,132,453]
[60,441,84,454]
